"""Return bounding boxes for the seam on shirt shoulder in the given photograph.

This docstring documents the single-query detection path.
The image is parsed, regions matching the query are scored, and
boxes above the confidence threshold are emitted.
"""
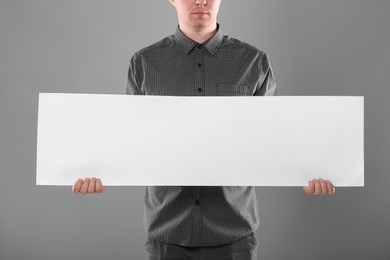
[223,36,265,56]
[135,35,177,57]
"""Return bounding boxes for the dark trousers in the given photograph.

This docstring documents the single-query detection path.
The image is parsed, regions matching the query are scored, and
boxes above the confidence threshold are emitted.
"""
[145,232,258,260]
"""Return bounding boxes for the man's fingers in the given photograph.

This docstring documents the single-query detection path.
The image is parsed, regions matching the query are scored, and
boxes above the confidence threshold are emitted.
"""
[72,178,83,193]
[88,177,97,193]
[302,180,315,194]
[313,179,322,194]
[319,178,328,194]
[96,178,106,193]
[303,178,335,195]
[326,179,335,194]
[80,178,90,195]
[72,177,106,195]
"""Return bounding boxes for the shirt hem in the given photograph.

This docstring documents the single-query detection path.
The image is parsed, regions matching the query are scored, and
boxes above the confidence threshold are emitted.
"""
[146,231,257,247]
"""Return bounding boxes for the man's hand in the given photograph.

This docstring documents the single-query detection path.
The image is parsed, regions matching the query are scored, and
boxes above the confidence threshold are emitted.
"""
[302,179,335,195]
[72,177,106,194]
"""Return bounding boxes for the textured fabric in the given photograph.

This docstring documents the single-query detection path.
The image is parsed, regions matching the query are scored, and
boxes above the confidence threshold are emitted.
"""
[126,24,277,247]
[145,232,259,260]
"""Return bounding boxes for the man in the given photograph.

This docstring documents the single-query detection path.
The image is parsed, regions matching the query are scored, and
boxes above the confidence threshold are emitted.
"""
[72,0,335,259]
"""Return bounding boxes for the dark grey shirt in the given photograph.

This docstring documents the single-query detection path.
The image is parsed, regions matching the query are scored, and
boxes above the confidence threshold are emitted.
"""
[126,25,277,246]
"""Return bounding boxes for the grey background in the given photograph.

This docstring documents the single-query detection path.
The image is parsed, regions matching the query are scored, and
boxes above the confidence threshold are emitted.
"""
[0,0,389,259]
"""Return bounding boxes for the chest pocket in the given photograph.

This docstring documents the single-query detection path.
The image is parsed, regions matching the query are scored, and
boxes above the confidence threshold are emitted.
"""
[217,84,250,96]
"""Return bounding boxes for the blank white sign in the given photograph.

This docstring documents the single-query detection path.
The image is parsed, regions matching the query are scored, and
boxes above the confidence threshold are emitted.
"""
[36,93,364,186]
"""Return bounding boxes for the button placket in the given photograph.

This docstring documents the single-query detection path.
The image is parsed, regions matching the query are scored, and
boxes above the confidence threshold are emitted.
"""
[191,187,203,244]
[194,48,204,96]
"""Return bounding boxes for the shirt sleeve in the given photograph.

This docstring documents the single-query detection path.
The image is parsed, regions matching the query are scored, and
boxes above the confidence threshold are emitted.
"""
[126,53,145,95]
[254,52,277,96]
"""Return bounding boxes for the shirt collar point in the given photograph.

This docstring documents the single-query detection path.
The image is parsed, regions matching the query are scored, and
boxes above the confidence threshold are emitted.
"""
[175,24,224,55]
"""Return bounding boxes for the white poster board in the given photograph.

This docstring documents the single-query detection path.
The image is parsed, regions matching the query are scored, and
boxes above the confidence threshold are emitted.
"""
[36,93,364,186]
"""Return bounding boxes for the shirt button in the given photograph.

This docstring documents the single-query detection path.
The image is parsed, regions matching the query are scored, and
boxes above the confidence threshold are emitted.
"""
[197,88,202,93]
[198,63,202,68]
[197,44,203,49]
[195,200,200,205]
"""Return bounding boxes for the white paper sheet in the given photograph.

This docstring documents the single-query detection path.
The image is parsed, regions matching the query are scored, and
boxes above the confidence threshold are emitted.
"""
[36,93,364,186]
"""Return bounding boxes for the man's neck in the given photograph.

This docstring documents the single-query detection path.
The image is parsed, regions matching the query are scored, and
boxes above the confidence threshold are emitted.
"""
[179,23,217,44]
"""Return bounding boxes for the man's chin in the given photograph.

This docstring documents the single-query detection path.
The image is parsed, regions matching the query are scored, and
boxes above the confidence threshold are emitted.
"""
[191,20,211,29]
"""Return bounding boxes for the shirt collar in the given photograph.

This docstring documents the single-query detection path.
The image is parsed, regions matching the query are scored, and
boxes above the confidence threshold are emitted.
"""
[174,23,224,56]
